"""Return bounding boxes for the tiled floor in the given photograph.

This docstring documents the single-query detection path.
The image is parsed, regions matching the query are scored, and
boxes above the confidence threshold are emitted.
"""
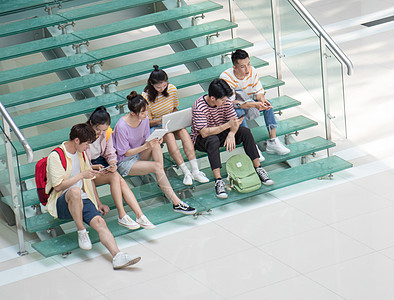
[1,0,394,299]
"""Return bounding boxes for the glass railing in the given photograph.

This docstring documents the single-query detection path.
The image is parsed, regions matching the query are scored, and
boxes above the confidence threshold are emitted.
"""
[0,102,33,256]
[234,0,352,139]
[0,123,27,255]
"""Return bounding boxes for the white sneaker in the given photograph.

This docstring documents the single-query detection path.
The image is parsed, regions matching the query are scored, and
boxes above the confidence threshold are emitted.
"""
[183,173,193,185]
[113,252,141,269]
[256,145,265,162]
[118,215,141,230]
[78,230,92,250]
[266,137,290,155]
[192,171,210,183]
[136,215,156,230]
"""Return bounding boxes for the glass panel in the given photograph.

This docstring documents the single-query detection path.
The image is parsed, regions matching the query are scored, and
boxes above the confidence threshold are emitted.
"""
[235,0,274,48]
[278,0,324,109]
[325,46,347,137]
[0,123,26,228]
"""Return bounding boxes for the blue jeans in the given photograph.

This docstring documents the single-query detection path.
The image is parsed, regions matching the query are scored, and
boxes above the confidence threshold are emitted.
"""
[235,106,277,131]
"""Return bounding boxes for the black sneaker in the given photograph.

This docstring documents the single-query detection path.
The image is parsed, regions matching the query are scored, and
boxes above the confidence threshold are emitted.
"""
[173,201,196,215]
[255,167,274,185]
[215,178,228,199]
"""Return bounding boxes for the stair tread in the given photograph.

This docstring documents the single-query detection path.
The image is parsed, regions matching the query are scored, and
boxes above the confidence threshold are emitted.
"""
[31,155,351,257]
[0,1,222,61]
[0,38,252,108]
[8,134,328,211]
[0,0,159,38]
[13,56,268,130]
[0,20,237,85]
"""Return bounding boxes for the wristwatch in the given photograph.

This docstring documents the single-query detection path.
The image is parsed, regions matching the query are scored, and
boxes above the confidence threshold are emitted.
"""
[233,102,242,109]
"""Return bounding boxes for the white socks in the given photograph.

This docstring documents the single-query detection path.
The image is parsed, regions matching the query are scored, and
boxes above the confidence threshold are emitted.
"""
[179,162,191,175]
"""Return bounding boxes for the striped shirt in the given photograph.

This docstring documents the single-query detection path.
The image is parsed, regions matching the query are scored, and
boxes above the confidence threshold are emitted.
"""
[142,84,179,122]
[191,95,237,143]
[220,66,264,100]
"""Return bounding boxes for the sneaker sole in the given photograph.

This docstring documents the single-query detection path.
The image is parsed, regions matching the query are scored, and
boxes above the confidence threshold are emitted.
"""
[262,180,274,186]
[138,224,156,230]
[117,221,141,230]
[216,193,228,199]
[113,256,141,270]
[79,245,92,250]
[173,209,197,215]
[266,149,290,155]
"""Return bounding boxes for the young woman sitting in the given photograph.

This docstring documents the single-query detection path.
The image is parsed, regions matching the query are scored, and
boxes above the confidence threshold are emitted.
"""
[86,106,155,230]
[142,65,209,186]
[112,91,197,215]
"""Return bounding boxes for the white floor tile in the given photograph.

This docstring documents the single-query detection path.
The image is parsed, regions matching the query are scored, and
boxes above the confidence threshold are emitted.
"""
[184,248,298,298]
[107,270,224,300]
[260,226,373,273]
[64,244,178,294]
[308,253,394,300]
[141,221,252,270]
[229,275,344,300]
[332,206,394,250]
[284,180,393,224]
[215,202,324,246]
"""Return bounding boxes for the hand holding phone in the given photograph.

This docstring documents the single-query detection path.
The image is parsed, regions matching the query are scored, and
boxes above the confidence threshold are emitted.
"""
[99,164,116,172]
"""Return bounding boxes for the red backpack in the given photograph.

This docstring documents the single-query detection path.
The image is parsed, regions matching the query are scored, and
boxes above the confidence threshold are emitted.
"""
[35,148,67,206]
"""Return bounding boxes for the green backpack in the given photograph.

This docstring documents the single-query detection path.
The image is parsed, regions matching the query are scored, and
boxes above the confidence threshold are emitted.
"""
[226,154,261,193]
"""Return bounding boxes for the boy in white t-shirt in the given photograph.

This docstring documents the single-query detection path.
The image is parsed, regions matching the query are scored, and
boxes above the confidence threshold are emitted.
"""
[45,123,141,269]
[220,49,290,158]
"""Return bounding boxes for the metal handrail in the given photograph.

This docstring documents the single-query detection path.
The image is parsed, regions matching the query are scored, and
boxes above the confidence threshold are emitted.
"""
[288,0,353,75]
[0,102,33,163]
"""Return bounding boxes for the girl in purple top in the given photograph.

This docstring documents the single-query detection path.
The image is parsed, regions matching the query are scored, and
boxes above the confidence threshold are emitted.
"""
[87,106,155,230]
[113,91,196,215]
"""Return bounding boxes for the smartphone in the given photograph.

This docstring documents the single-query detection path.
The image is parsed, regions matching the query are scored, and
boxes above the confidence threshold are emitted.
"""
[238,113,246,119]
[99,164,115,172]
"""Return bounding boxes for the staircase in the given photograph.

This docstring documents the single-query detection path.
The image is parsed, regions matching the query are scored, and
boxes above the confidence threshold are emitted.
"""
[0,0,352,258]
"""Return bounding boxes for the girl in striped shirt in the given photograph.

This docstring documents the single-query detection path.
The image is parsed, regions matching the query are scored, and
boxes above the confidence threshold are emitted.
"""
[142,65,209,186]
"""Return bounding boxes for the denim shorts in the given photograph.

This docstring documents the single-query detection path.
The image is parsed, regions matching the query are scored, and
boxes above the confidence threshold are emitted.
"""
[117,153,140,177]
[56,192,101,225]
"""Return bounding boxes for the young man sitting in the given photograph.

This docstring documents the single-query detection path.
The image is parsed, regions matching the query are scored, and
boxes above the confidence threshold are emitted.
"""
[191,78,274,199]
[220,49,290,160]
[45,123,141,269]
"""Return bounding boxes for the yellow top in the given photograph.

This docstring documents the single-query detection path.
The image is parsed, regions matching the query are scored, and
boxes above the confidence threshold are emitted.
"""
[142,84,179,120]
[45,142,97,218]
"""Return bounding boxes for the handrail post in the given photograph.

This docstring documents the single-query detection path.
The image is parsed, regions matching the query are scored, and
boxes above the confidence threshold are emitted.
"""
[319,38,332,156]
[3,121,28,256]
[228,0,236,39]
[271,0,283,97]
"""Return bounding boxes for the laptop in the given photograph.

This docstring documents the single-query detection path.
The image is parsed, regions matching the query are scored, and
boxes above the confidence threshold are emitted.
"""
[162,107,192,132]
[146,108,192,141]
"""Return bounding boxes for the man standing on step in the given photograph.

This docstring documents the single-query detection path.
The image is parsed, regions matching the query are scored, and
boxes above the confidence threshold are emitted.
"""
[220,49,290,161]
[191,78,274,199]
[45,123,141,269]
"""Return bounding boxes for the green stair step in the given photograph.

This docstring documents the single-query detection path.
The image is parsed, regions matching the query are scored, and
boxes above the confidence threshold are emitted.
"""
[30,155,352,258]
[0,1,222,61]
[17,136,336,213]
[0,0,63,17]
[0,19,236,85]
[192,155,352,209]
[14,114,314,158]
[0,0,159,38]
[0,37,251,108]
[24,173,188,232]
[13,56,266,130]
[6,82,290,189]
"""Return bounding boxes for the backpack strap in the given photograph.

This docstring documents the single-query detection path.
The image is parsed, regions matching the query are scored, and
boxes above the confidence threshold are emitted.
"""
[52,147,67,170]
